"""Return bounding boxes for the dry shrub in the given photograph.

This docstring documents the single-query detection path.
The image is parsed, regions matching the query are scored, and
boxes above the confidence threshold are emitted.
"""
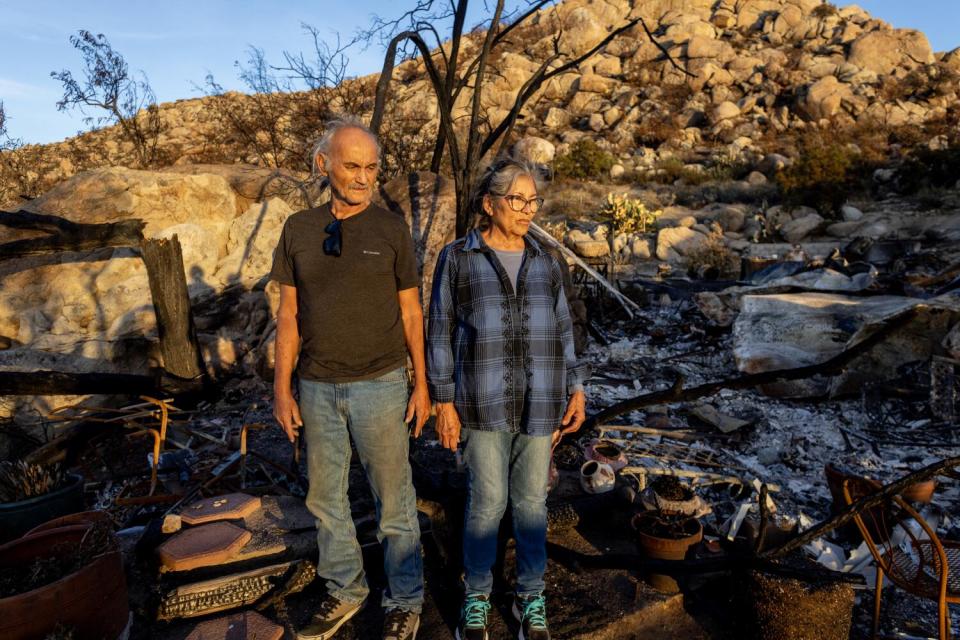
[684,224,739,279]
[776,135,857,218]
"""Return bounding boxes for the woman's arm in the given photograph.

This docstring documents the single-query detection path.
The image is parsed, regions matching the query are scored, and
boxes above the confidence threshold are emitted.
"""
[427,245,463,451]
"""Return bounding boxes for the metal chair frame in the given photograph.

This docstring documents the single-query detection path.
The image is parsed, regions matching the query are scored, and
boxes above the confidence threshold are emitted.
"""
[842,477,959,639]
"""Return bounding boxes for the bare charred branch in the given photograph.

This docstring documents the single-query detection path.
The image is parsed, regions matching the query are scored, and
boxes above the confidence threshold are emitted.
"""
[0,370,159,395]
[482,16,643,159]
[639,17,694,76]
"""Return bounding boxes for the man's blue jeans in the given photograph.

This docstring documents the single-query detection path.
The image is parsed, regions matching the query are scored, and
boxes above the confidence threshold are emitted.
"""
[461,428,552,597]
[299,367,424,612]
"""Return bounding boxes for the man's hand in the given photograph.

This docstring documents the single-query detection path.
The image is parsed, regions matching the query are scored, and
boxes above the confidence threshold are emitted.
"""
[557,390,586,441]
[435,402,462,452]
[274,389,303,443]
[405,383,431,437]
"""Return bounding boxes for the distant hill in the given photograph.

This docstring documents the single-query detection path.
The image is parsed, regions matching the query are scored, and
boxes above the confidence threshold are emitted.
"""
[2,0,958,205]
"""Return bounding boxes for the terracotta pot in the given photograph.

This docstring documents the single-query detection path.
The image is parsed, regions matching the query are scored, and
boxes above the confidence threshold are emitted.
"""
[23,510,113,538]
[0,525,129,640]
[632,512,703,593]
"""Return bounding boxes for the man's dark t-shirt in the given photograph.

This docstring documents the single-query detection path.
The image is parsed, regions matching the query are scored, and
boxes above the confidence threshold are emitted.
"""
[270,202,419,382]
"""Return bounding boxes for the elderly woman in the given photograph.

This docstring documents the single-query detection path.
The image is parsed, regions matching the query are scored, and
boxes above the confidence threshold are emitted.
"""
[427,158,587,640]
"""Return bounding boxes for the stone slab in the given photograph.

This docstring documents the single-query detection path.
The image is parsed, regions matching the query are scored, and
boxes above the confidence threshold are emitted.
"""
[185,610,283,640]
[158,521,252,572]
[180,493,262,525]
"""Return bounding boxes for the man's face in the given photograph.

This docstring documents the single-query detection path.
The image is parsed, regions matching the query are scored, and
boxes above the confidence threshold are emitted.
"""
[317,127,380,208]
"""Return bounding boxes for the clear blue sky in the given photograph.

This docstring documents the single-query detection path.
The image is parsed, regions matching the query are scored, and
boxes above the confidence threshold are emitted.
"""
[1,0,958,145]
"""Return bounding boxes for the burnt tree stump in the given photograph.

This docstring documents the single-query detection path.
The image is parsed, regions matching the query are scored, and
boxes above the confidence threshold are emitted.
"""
[141,236,207,382]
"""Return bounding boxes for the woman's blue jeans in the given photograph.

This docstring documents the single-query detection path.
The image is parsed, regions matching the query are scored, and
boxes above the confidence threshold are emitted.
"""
[461,428,552,597]
[299,367,424,612]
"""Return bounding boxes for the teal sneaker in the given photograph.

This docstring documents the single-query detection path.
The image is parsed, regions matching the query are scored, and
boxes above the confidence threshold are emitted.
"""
[455,593,491,640]
[512,593,549,640]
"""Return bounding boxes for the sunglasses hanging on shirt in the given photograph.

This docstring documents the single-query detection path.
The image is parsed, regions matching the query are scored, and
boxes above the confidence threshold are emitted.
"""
[324,218,342,257]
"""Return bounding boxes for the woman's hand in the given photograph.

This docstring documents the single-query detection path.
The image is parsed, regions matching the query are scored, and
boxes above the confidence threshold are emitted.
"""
[557,390,586,441]
[435,402,462,452]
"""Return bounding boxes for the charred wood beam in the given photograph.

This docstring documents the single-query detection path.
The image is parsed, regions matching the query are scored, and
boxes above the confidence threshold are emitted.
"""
[583,306,922,432]
[140,236,208,382]
[0,370,159,395]
[760,454,960,560]
[0,209,145,261]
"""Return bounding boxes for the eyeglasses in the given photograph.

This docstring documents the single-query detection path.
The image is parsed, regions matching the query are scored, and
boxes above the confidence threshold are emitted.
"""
[500,194,544,214]
[324,218,342,256]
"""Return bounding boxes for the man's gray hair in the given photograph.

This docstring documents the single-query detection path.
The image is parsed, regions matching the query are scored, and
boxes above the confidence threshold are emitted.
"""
[470,156,545,222]
[310,116,381,178]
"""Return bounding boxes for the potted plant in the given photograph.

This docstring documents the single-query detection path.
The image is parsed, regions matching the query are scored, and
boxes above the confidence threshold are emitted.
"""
[0,461,84,543]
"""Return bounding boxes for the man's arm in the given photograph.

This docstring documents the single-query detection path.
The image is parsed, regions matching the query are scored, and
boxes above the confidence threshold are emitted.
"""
[398,287,430,437]
[273,283,302,442]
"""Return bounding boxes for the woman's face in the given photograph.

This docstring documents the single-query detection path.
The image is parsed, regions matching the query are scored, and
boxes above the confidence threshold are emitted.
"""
[483,174,540,239]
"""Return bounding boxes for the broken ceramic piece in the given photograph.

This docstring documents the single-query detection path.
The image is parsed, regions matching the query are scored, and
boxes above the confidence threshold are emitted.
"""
[584,439,628,471]
[180,493,262,525]
[580,460,616,494]
[185,610,283,640]
[157,521,252,572]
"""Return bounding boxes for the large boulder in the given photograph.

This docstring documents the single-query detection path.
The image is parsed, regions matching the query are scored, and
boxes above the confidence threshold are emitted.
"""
[656,226,709,262]
[558,7,608,57]
[798,76,854,121]
[511,137,556,167]
[1,166,302,422]
[847,30,935,76]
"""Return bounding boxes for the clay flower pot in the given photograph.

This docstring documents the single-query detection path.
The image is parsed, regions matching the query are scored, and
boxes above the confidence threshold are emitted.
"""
[0,520,129,640]
[631,512,703,593]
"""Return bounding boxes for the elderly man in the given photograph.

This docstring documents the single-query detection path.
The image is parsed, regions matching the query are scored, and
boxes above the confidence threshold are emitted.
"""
[271,117,429,640]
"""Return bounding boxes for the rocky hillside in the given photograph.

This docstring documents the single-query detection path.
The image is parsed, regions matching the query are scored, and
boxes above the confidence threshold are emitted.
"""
[2,0,958,203]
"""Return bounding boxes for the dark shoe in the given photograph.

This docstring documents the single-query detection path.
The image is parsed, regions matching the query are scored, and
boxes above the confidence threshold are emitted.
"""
[296,594,363,640]
[512,593,550,640]
[455,593,491,640]
[383,608,420,640]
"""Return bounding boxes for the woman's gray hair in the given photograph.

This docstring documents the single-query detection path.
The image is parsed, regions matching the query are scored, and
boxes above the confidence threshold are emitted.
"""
[470,157,544,225]
[309,115,381,179]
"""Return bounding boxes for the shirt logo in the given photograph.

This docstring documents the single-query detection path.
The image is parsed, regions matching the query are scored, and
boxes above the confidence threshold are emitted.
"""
[363,250,381,255]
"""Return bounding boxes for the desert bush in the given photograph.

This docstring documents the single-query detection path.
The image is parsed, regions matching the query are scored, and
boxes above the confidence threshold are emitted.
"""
[811,3,839,19]
[599,192,661,234]
[684,223,739,279]
[51,30,164,168]
[554,139,615,180]
[776,137,857,217]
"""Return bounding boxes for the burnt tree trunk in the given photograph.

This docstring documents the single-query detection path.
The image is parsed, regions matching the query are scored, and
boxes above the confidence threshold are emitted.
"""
[140,236,207,382]
[0,370,158,395]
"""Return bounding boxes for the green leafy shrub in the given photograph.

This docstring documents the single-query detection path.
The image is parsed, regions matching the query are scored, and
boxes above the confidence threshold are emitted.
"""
[776,139,857,218]
[599,193,661,234]
[554,139,615,180]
